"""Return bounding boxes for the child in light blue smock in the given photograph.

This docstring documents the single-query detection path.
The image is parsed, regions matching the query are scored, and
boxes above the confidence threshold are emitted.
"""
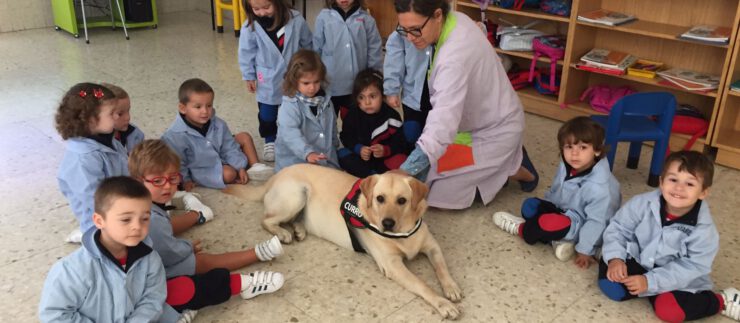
[56,83,129,243]
[313,0,382,119]
[494,117,621,267]
[599,151,739,322]
[39,177,169,322]
[275,49,339,172]
[239,0,313,162]
[383,30,432,152]
[101,83,145,154]
[161,78,274,191]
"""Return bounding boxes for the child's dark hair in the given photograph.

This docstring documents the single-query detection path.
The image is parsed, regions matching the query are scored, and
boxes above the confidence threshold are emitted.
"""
[394,0,450,17]
[283,49,327,96]
[243,0,292,31]
[352,68,383,104]
[128,140,181,179]
[178,78,214,104]
[94,176,151,216]
[55,83,117,140]
[660,151,714,189]
[557,116,606,158]
[325,0,365,8]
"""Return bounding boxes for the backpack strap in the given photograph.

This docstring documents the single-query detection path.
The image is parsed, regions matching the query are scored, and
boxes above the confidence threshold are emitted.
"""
[514,0,526,10]
[682,124,708,151]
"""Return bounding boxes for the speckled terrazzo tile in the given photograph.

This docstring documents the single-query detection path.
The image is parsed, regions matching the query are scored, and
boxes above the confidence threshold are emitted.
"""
[0,167,68,215]
[0,246,77,323]
[192,295,320,323]
[0,207,77,266]
[0,122,64,179]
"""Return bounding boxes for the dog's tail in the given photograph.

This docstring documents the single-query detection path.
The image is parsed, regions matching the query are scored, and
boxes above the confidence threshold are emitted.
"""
[222,177,274,202]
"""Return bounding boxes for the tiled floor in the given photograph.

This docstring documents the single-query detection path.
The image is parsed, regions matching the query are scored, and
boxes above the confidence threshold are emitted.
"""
[0,11,738,323]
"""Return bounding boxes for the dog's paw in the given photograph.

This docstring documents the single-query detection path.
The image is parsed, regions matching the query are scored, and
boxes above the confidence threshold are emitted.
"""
[293,226,307,241]
[433,297,461,320]
[275,229,294,244]
[442,281,463,302]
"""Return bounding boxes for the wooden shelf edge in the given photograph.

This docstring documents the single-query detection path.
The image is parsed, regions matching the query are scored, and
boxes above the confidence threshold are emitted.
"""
[456,1,570,23]
[575,21,729,49]
[716,148,740,170]
[569,65,719,97]
[728,89,740,97]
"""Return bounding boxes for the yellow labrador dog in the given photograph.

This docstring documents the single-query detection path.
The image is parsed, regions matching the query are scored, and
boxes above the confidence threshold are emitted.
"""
[226,164,462,319]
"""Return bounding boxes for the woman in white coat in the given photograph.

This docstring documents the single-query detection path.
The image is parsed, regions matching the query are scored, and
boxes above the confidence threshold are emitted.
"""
[395,0,538,209]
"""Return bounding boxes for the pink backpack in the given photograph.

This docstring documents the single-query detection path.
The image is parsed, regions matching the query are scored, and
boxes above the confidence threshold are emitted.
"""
[579,85,637,113]
[528,36,565,90]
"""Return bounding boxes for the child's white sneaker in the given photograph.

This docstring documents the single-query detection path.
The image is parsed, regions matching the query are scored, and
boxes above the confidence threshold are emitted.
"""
[255,235,283,261]
[263,142,275,162]
[721,287,740,320]
[493,211,524,236]
[552,240,575,261]
[247,163,274,181]
[182,192,214,222]
[240,271,284,299]
[65,228,82,244]
[176,310,198,323]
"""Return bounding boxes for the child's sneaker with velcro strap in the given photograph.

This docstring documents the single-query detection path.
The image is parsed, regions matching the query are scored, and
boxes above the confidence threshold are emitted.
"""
[240,271,285,299]
[255,235,283,261]
[721,287,740,321]
[493,211,525,236]
[247,163,274,181]
[263,142,275,162]
[552,240,575,261]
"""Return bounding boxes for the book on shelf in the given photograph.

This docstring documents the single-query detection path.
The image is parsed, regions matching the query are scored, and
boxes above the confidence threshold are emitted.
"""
[679,25,731,44]
[577,9,636,26]
[658,79,714,93]
[575,62,626,75]
[657,68,720,89]
[627,59,664,79]
[730,80,740,92]
[580,48,637,71]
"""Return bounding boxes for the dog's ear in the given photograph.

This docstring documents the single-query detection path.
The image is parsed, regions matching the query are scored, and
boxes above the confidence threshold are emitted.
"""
[360,175,378,207]
[407,177,429,211]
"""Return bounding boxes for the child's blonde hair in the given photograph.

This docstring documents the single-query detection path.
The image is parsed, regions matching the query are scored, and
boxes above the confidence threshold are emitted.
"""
[55,82,117,140]
[100,82,129,99]
[243,0,292,31]
[128,139,181,179]
[283,49,327,97]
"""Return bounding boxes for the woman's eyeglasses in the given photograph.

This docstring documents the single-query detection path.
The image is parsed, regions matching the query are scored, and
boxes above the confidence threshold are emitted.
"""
[395,16,431,38]
[143,173,182,187]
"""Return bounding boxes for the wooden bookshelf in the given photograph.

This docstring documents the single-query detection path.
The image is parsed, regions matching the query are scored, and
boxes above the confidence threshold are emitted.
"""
[454,0,740,158]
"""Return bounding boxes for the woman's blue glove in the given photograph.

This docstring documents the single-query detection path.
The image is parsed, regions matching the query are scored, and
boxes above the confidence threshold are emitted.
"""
[400,145,430,182]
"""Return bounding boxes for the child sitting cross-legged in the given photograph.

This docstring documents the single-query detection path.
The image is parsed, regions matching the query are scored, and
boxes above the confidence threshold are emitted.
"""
[162,78,273,191]
[129,139,285,321]
[39,176,167,322]
[599,151,739,322]
[493,116,621,267]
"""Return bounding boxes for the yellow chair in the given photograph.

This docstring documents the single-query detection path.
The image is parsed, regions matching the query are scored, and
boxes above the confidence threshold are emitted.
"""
[215,0,247,37]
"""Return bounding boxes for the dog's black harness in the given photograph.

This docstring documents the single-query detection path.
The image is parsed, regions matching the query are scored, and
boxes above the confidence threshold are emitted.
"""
[340,179,423,253]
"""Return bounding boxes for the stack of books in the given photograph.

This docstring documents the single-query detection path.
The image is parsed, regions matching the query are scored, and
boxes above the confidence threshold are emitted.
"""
[577,48,638,75]
[657,68,720,92]
[577,9,636,26]
[679,25,731,44]
[729,80,740,93]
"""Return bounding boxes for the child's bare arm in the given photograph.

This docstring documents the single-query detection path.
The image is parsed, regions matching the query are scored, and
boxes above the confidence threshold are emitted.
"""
[170,210,200,235]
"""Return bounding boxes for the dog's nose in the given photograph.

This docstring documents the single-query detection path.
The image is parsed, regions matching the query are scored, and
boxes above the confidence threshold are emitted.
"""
[382,218,395,230]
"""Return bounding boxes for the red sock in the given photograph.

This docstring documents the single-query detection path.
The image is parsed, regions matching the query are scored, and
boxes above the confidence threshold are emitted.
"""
[230,273,241,295]
[518,224,524,237]
[166,276,196,306]
[717,293,725,312]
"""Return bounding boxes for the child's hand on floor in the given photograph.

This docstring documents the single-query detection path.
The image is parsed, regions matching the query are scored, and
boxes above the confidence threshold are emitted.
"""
[307,152,327,164]
[371,144,384,158]
[237,168,248,184]
[360,146,372,161]
[192,239,203,254]
[606,258,627,282]
[246,80,256,93]
[574,253,596,269]
[623,275,648,295]
[183,181,195,192]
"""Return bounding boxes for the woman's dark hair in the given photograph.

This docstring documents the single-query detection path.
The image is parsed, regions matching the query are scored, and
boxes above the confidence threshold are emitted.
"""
[55,82,116,140]
[352,68,383,104]
[394,0,450,16]
[243,0,292,31]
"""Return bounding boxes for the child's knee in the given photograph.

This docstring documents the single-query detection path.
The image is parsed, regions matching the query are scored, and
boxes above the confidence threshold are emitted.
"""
[234,132,251,145]
[521,197,541,219]
[223,165,237,183]
[653,293,685,323]
[598,278,628,302]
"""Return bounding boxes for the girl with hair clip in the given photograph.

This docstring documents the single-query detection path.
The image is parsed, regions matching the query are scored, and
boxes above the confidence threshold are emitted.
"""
[55,83,127,243]
[339,69,408,178]
[274,49,339,173]
[313,0,382,120]
[239,0,313,162]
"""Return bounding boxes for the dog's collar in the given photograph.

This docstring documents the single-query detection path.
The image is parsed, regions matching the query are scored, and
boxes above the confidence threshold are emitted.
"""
[340,179,423,240]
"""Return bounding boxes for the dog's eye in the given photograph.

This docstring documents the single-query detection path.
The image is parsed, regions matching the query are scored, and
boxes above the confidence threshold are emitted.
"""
[376,195,385,204]
[397,197,407,205]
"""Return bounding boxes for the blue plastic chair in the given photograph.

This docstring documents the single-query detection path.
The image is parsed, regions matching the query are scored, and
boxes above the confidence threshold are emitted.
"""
[590,92,676,187]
